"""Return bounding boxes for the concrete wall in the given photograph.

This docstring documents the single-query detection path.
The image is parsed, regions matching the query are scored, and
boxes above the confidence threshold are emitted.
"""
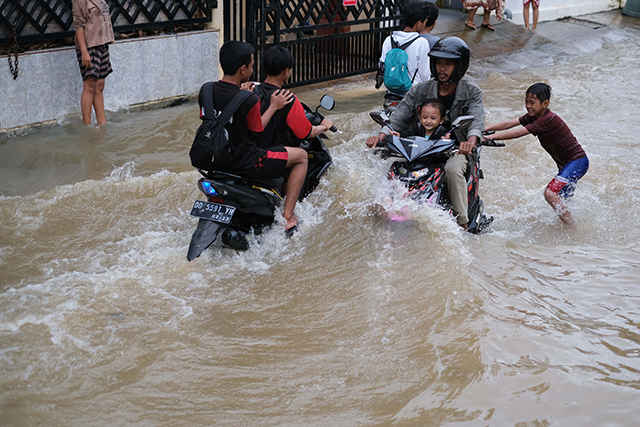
[503,0,621,25]
[0,29,221,131]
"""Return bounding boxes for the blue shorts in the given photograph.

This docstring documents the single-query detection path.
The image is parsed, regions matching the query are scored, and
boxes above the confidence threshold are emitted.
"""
[547,156,589,199]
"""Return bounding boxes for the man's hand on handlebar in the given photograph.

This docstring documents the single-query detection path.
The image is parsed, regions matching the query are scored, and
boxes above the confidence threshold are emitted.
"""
[320,118,334,131]
[366,132,386,148]
[458,139,475,156]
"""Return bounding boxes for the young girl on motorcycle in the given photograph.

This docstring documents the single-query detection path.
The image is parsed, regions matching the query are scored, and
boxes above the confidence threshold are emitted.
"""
[389,98,448,140]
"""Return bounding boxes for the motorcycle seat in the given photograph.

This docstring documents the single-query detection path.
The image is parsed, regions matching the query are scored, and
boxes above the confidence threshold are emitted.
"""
[246,176,285,189]
[200,170,284,190]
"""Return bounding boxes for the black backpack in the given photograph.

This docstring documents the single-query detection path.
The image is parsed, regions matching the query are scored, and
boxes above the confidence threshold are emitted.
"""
[189,82,253,171]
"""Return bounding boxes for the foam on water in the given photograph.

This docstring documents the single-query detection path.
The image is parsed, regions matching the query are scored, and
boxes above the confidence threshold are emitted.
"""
[105,161,138,181]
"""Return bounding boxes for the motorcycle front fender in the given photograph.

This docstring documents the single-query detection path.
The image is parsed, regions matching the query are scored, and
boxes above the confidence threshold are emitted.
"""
[187,219,223,261]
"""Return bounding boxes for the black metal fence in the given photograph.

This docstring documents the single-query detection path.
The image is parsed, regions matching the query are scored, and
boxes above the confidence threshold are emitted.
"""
[0,0,214,46]
[225,0,404,88]
[2,0,404,87]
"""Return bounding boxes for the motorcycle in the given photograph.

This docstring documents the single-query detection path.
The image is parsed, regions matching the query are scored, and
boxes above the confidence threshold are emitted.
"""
[186,94,337,261]
[369,111,504,234]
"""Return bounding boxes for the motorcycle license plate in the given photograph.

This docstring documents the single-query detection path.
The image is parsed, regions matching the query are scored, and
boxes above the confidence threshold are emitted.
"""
[190,200,236,224]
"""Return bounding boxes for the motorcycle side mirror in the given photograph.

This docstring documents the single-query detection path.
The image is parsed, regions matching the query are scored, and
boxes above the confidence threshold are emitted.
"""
[369,111,390,127]
[318,94,335,111]
[450,115,474,130]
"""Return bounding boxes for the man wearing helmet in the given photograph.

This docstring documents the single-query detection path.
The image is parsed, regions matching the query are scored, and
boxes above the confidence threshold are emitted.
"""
[367,37,485,230]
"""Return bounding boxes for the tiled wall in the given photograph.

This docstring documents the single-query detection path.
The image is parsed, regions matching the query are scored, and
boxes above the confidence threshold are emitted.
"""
[0,29,220,130]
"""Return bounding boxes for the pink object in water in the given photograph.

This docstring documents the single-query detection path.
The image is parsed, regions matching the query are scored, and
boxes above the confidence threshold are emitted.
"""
[387,206,410,222]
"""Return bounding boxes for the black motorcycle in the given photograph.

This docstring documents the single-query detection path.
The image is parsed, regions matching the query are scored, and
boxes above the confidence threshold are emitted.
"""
[187,95,336,261]
[370,111,504,234]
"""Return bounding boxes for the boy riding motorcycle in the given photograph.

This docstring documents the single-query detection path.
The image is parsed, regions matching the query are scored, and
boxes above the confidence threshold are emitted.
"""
[254,46,334,149]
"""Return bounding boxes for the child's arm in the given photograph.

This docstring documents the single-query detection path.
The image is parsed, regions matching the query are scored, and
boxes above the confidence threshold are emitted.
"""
[260,90,294,128]
[485,118,521,132]
[489,126,530,141]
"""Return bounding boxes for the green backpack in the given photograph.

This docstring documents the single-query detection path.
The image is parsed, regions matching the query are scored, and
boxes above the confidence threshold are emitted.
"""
[383,36,420,94]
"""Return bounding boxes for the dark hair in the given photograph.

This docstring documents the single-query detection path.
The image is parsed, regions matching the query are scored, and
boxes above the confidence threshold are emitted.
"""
[263,46,295,76]
[418,98,445,119]
[220,41,255,75]
[425,2,439,27]
[404,0,431,28]
[526,82,552,102]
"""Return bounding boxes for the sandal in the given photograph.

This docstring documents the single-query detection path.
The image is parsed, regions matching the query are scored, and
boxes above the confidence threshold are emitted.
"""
[481,23,495,31]
[464,21,477,30]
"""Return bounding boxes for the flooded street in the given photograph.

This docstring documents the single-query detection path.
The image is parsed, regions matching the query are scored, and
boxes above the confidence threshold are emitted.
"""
[2,13,640,426]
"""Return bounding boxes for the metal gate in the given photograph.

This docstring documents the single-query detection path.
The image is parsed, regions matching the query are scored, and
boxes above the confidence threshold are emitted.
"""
[224,0,404,87]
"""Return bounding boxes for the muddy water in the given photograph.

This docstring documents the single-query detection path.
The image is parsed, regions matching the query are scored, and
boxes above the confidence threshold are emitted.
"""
[2,19,640,426]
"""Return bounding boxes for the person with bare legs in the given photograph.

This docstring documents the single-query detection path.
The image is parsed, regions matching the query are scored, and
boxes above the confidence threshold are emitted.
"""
[464,0,505,31]
[523,0,540,33]
[281,148,308,231]
[73,0,114,125]
[484,83,589,228]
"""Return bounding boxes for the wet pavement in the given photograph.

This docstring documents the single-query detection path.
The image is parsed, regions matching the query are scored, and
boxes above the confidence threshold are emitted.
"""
[296,8,638,111]
[430,8,551,59]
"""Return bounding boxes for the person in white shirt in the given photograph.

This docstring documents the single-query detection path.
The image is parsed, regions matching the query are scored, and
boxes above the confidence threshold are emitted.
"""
[377,0,432,111]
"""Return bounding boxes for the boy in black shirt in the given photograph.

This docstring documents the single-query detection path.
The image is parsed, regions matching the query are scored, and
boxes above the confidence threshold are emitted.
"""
[205,41,308,233]
[254,46,334,149]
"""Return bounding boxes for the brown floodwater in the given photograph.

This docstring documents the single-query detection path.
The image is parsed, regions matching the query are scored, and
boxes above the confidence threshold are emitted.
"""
[1,16,640,426]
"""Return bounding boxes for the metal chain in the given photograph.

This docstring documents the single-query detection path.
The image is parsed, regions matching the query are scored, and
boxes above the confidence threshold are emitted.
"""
[8,25,19,80]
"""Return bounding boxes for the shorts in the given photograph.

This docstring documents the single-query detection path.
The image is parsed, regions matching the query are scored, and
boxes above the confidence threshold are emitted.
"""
[547,156,589,199]
[77,44,113,80]
[523,0,540,7]
[255,146,289,179]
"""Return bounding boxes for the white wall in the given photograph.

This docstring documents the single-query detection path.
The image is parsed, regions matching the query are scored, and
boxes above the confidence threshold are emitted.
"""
[0,29,221,131]
[503,0,621,25]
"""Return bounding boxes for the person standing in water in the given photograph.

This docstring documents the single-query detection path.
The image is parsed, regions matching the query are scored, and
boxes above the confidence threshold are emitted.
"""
[73,0,115,126]
[484,82,589,227]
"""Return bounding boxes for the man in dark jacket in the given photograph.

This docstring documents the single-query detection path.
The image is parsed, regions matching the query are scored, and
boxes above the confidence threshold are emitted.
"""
[367,37,485,229]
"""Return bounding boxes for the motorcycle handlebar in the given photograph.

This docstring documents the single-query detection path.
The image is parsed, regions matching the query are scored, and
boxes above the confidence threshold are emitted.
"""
[481,138,505,147]
[329,125,337,133]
